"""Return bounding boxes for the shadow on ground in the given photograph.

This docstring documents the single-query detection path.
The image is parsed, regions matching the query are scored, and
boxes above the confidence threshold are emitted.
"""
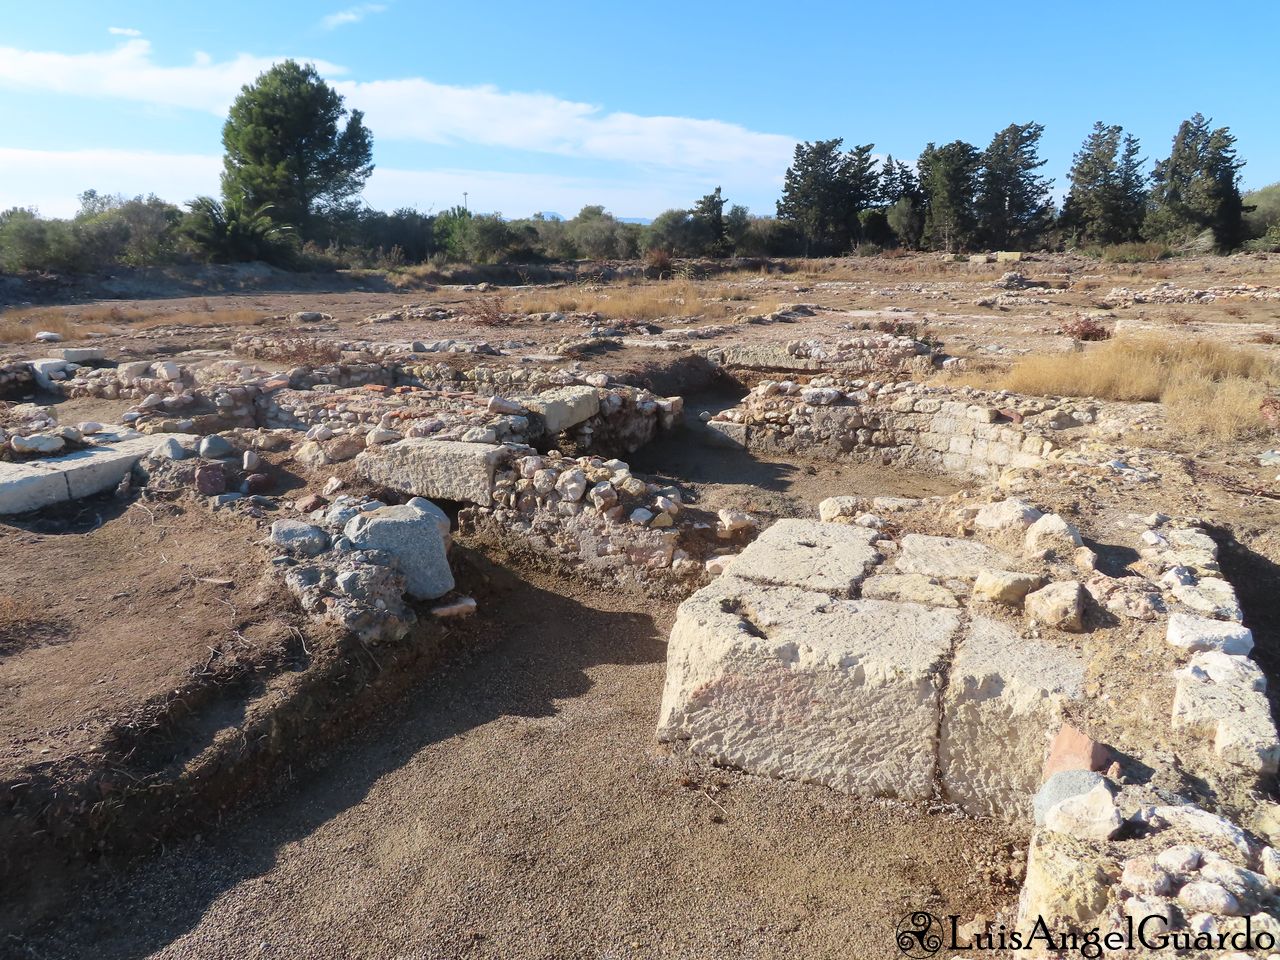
[6,566,666,959]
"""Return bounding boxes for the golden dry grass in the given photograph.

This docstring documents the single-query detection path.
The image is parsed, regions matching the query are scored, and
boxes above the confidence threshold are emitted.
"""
[0,305,266,343]
[515,279,772,321]
[1000,335,1277,442]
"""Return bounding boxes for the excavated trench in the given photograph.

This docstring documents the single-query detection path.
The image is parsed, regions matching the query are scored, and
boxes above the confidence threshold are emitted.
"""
[4,361,1018,956]
[627,386,969,526]
[8,556,1026,959]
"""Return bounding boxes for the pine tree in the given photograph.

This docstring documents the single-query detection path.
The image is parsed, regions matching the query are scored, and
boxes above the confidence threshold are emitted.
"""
[691,186,728,254]
[777,139,880,255]
[976,122,1054,250]
[841,144,881,243]
[221,60,373,234]
[1146,114,1246,250]
[1060,122,1148,245]
[879,156,921,205]
[918,141,980,252]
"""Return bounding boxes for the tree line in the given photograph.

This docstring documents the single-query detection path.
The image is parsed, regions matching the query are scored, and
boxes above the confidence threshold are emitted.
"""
[2,60,1277,275]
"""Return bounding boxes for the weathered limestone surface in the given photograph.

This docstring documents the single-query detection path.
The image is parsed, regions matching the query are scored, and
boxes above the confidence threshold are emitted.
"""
[344,501,454,599]
[1172,651,1280,775]
[860,573,958,607]
[941,616,1085,820]
[894,533,1018,580]
[721,519,881,596]
[520,386,600,435]
[355,438,508,504]
[0,432,186,514]
[656,575,957,799]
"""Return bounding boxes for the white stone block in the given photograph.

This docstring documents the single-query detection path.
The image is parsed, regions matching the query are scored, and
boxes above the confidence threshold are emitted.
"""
[657,576,957,799]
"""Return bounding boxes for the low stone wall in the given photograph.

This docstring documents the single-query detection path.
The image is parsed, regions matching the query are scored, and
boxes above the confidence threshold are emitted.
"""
[460,447,748,591]
[0,360,34,399]
[707,380,1087,479]
[656,491,1280,944]
[696,331,935,378]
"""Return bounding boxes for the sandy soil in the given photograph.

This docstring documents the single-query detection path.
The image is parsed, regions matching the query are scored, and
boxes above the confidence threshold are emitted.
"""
[0,498,290,773]
[10,566,1023,960]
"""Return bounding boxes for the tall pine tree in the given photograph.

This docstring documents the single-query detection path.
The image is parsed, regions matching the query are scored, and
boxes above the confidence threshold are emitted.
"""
[1060,122,1148,245]
[777,139,880,254]
[1145,114,1246,250]
[976,122,1054,250]
[919,141,980,252]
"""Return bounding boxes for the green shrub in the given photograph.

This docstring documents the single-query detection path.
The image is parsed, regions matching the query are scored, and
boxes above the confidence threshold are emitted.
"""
[180,196,296,266]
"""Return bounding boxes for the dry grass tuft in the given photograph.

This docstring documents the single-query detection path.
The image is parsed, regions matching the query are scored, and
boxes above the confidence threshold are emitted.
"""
[515,279,757,322]
[0,595,45,653]
[1001,335,1277,441]
[0,304,266,343]
[0,311,110,344]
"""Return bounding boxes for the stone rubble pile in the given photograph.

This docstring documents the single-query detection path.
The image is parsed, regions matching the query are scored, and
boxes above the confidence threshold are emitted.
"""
[1107,283,1280,305]
[697,331,933,377]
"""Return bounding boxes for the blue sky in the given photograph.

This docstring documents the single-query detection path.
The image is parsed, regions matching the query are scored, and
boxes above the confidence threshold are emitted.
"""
[1,1,1276,219]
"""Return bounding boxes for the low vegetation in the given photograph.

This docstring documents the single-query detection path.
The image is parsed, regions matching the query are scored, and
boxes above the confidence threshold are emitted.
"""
[515,279,774,322]
[0,304,265,343]
[1001,335,1276,441]
[0,63,1267,277]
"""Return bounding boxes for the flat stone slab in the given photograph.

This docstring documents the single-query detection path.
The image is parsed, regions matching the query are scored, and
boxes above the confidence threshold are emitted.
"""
[520,386,600,435]
[940,616,1085,820]
[355,438,507,505]
[657,575,958,799]
[1166,612,1253,655]
[0,432,185,515]
[861,573,959,607]
[721,518,882,596]
[1173,651,1279,775]
[894,533,1019,581]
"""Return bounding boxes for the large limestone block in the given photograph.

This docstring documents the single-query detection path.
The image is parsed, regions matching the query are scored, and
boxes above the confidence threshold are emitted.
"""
[345,501,454,600]
[941,616,1085,820]
[1166,612,1253,655]
[720,518,881,596]
[354,438,506,504]
[1172,651,1279,775]
[1017,830,1112,928]
[657,575,957,799]
[522,386,600,435]
[893,533,1018,581]
[0,432,186,514]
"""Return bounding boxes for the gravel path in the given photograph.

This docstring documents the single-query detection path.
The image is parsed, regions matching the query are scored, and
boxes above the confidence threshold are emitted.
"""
[12,567,1022,960]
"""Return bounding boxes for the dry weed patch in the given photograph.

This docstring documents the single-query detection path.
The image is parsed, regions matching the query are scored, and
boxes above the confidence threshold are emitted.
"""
[1003,335,1277,440]
[516,279,758,321]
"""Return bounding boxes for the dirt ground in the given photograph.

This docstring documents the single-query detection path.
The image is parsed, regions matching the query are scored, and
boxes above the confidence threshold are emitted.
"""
[0,498,290,773]
[628,391,965,524]
[3,250,1280,957]
[9,566,1023,960]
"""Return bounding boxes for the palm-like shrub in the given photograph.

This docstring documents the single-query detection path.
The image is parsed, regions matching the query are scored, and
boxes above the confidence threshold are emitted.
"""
[182,197,295,265]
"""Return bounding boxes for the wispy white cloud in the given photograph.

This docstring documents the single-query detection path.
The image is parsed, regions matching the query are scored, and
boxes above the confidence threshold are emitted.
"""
[320,4,387,30]
[338,78,794,176]
[0,41,794,211]
[107,26,142,37]
[0,40,345,114]
[0,147,223,216]
[0,39,793,177]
